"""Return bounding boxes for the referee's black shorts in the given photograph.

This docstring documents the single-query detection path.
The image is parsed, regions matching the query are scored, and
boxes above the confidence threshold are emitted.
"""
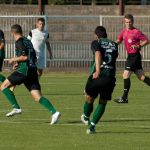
[7,68,41,91]
[85,75,116,100]
[125,53,143,72]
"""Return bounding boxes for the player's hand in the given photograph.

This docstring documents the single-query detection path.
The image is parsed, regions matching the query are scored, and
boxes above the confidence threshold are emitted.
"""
[9,58,15,64]
[93,71,99,79]
[13,63,18,70]
[131,45,141,50]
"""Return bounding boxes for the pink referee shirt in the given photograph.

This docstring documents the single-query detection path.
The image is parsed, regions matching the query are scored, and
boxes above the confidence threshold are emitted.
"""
[117,27,148,54]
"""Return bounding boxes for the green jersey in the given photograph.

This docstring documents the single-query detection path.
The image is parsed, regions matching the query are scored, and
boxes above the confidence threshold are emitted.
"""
[90,38,118,77]
[0,30,5,58]
[15,37,37,75]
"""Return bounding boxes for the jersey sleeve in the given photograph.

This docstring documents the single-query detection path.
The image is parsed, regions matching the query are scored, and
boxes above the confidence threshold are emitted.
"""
[27,31,32,40]
[16,40,28,56]
[138,31,148,41]
[117,30,124,42]
[0,30,5,43]
[91,40,100,53]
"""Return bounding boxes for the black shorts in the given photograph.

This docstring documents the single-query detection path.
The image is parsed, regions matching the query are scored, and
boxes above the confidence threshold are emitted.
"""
[85,75,116,100]
[7,68,41,91]
[125,53,143,72]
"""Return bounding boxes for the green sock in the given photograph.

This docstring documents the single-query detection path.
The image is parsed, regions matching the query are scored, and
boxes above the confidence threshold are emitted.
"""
[91,103,106,125]
[2,88,20,109]
[39,96,56,114]
[0,74,5,83]
[83,102,93,118]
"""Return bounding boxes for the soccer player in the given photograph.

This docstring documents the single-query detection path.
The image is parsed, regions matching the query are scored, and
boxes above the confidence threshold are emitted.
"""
[0,24,60,125]
[114,14,150,103]
[27,17,52,78]
[81,26,118,134]
[0,29,5,72]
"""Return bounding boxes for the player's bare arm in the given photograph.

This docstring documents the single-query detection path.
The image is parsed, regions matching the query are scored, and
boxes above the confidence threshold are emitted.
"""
[93,51,101,79]
[0,42,4,50]
[46,41,53,59]
[9,55,28,64]
[131,39,149,50]
[115,39,122,44]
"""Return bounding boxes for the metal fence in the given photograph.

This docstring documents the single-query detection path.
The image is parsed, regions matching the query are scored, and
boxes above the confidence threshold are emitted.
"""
[1,15,150,70]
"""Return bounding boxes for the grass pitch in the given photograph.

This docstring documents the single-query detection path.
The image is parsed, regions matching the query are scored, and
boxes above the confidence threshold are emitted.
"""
[0,72,150,150]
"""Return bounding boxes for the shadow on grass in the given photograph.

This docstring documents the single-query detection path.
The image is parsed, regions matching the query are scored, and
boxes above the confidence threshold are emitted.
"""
[66,118,150,124]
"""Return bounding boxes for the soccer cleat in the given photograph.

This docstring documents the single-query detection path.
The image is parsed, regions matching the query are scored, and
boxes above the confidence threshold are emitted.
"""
[81,114,89,125]
[113,97,128,103]
[86,128,96,134]
[6,108,22,117]
[50,111,61,125]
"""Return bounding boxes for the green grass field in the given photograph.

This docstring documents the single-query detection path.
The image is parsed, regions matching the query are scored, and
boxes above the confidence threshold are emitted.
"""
[0,72,150,150]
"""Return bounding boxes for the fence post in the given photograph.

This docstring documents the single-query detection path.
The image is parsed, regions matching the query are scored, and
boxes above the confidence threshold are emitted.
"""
[119,0,124,16]
[99,15,102,26]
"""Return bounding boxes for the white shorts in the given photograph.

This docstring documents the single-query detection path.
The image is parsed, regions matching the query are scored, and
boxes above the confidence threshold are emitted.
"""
[36,56,46,69]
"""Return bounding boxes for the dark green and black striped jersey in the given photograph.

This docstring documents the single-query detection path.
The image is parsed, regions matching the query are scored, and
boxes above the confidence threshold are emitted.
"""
[15,37,37,75]
[90,38,118,77]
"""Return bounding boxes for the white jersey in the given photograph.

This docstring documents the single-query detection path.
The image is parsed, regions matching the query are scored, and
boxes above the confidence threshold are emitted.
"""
[27,28,49,57]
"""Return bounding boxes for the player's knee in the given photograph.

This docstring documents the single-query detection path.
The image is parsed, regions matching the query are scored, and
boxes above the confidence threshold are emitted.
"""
[85,94,94,103]
[123,73,128,79]
[37,70,43,77]
[138,75,145,81]
[31,94,40,102]
[1,83,7,91]
[0,85,4,91]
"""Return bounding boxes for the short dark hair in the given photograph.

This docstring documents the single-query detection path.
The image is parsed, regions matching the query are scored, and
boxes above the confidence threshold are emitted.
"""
[11,24,23,34]
[37,18,45,24]
[94,26,107,38]
[124,14,134,22]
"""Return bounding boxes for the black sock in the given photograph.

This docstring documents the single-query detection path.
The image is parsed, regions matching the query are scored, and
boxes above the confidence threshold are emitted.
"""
[122,78,130,100]
[144,76,150,86]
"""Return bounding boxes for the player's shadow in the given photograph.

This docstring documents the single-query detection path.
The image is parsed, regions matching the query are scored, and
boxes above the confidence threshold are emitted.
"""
[43,93,83,96]
[95,130,150,134]
[65,119,150,134]
[102,118,150,123]
[15,93,83,96]
[66,118,150,124]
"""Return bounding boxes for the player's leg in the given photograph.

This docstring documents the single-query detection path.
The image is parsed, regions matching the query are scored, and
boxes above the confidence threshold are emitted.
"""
[87,99,107,134]
[114,70,132,103]
[122,70,132,101]
[30,89,60,124]
[81,75,97,125]
[37,68,43,78]
[135,69,150,86]
[25,66,60,124]
[36,56,45,78]
[81,94,94,125]
[1,75,21,117]
[87,77,115,134]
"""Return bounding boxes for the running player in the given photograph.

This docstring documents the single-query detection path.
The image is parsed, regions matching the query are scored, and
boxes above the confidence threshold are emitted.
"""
[81,26,118,134]
[114,14,150,103]
[0,24,60,124]
[27,18,52,78]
